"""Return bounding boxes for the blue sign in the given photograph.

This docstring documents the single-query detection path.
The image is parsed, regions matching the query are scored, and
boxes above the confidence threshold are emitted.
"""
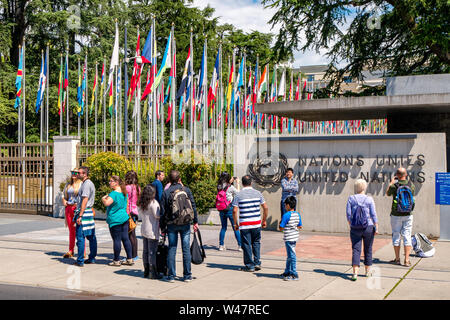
[435,173,450,205]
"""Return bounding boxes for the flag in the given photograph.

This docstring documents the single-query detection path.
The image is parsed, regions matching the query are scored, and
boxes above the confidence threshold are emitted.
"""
[176,47,191,100]
[295,75,300,100]
[62,54,68,113]
[226,62,234,114]
[197,42,206,101]
[278,69,286,98]
[106,21,119,96]
[252,61,258,112]
[14,46,24,109]
[270,67,276,102]
[89,66,98,115]
[35,52,47,113]
[57,56,63,115]
[141,30,172,100]
[98,62,105,115]
[257,65,267,102]
[128,30,141,105]
[141,27,152,64]
[207,50,220,108]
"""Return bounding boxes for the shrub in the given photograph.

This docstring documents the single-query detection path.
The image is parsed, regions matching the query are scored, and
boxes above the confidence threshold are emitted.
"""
[82,152,130,211]
[189,177,217,215]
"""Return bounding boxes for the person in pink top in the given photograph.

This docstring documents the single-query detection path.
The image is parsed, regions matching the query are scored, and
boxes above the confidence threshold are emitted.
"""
[125,170,141,261]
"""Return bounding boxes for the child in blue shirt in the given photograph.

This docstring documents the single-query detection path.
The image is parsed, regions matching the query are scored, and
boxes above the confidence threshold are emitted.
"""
[279,196,303,281]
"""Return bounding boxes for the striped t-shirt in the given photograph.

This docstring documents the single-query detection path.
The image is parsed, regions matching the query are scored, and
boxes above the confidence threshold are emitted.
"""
[232,187,265,230]
[279,211,302,242]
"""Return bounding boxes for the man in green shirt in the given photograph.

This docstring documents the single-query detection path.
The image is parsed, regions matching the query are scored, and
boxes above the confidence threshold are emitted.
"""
[386,168,415,267]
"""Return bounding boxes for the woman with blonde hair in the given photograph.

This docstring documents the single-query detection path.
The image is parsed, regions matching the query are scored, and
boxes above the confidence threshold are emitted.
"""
[346,179,379,281]
[102,175,134,266]
[62,168,82,258]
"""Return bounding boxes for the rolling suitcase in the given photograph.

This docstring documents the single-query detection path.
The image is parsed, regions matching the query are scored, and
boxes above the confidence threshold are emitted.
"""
[156,234,168,276]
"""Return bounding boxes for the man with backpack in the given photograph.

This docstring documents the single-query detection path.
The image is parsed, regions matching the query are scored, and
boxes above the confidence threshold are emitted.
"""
[160,170,198,282]
[386,167,415,267]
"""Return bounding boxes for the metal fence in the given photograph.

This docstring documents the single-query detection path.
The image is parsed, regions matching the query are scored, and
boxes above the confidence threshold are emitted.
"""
[0,143,54,215]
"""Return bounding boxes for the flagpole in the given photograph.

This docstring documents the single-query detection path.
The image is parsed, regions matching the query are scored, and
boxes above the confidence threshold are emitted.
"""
[77,59,81,138]
[95,63,98,152]
[103,59,106,151]
[59,53,63,136]
[171,25,176,147]
[22,40,26,144]
[124,26,129,155]
[189,28,194,151]
[85,55,89,148]
[65,43,69,136]
[203,35,208,157]
[17,45,22,144]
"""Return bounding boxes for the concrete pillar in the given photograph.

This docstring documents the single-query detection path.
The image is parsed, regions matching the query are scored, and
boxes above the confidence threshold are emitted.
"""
[53,136,80,218]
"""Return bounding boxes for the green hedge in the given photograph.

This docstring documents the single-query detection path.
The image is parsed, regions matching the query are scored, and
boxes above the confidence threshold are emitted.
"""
[80,150,232,215]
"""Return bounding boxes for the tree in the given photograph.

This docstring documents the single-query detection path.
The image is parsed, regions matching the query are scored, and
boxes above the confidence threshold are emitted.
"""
[263,0,450,91]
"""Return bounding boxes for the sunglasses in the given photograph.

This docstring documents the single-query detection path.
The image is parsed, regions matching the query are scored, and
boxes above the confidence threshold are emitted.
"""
[71,171,79,175]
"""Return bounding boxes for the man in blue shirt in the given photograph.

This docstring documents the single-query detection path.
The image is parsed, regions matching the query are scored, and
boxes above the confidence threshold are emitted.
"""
[280,168,299,218]
[151,170,165,204]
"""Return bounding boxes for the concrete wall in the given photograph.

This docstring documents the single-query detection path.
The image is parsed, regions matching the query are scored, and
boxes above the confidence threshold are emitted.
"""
[386,74,450,96]
[53,136,80,218]
[233,133,446,237]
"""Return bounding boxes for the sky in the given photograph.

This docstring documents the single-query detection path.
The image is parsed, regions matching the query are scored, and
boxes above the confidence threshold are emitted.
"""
[190,0,332,68]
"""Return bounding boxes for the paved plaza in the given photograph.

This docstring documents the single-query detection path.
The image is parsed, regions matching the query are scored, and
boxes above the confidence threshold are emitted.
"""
[0,213,449,300]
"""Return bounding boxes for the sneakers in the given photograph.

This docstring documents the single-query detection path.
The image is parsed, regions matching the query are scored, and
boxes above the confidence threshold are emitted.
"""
[133,256,139,262]
[282,274,299,281]
[84,259,95,264]
[108,260,122,267]
[73,261,84,267]
[183,276,193,282]
[351,274,358,281]
[254,265,262,271]
[237,247,243,252]
[165,277,175,283]
[218,245,226,251]
[239,267,255,272]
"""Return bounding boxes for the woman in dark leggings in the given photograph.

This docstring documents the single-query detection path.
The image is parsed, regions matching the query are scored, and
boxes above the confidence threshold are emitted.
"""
[125,171,141,261]
[102,176,134,266]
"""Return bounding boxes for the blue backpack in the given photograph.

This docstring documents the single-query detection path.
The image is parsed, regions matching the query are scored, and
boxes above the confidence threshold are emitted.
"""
[395,182,415,213]
[350,196,369,229]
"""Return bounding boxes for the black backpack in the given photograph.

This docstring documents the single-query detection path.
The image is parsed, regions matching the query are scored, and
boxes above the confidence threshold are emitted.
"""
[167,187,194,225]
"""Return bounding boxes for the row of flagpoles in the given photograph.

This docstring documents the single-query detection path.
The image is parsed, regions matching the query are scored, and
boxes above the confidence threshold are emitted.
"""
[13,19,388,157]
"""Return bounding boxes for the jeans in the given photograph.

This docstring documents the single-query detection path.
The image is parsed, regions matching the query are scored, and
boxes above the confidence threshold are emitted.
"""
[76,224,97,264]
[219,208,241,247]
[391,215,413,247]
[109,221,132,261]
[350,225,375,267]
[142,237,158,267]
[167,224,191,279]
[284,241,298,277]
[240,228,261,269]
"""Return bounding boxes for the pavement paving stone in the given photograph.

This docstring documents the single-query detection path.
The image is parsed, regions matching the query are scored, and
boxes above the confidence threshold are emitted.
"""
[0,213,448,300]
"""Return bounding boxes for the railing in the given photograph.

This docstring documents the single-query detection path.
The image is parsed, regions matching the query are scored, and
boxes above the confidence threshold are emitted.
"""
[0,143,54,215]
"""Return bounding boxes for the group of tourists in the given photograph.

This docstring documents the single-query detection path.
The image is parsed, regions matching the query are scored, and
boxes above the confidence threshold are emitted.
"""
[61,164,416,282]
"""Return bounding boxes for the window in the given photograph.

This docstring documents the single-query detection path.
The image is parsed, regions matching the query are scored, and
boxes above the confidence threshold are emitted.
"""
[307,75,315,82]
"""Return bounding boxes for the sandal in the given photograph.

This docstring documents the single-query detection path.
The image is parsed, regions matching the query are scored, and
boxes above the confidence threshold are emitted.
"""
[404,260,412,267]
[63,252,73,258]
[108,260,122,267]
[390,258,401,265]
